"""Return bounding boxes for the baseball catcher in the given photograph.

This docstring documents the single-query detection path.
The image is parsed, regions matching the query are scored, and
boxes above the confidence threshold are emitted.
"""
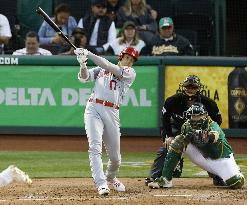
[148,103,245,189]
[145,75,225,186]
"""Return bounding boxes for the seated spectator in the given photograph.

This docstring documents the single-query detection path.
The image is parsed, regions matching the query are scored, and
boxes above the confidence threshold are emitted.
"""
[105,21,146,55]
[106,0,123,23]
[78,0,117,55]
[12,31,52,55]
[116,0,157,45]
[150,17,194,56]
[59,27,88,55]
[0,14,12,54]
[38,3,77,54]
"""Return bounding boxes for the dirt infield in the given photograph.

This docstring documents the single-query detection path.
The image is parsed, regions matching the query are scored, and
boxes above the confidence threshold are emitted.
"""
[0,178,246,205]
[0,135,246,204]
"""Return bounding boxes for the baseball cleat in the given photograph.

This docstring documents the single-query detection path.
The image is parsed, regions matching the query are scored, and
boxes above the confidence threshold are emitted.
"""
[8,165,32,186]
[212,175,227,186]
[144,177,154,186]
[148,177,172,189]
[98,185,110,196]
[110,178,125,192]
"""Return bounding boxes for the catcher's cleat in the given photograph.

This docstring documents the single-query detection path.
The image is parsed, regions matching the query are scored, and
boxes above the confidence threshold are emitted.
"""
[8,165,32,186]
[212,175,227,186]
[110,178,125,192]
[98,185,110,196]
[144,177,154,186]
[148,177,173,189]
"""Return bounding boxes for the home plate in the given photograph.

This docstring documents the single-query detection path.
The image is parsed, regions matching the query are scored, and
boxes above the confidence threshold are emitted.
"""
[154,194,192,197]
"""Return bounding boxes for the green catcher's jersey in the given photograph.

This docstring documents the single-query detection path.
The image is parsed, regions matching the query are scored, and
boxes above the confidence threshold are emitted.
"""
[200,121,232,159]
[182,121,233,159]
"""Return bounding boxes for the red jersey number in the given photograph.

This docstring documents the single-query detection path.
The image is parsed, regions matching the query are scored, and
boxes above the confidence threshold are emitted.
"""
[110,80,117,90]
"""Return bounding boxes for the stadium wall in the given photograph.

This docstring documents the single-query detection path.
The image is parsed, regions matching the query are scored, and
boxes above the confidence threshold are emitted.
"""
[0,55,246,138]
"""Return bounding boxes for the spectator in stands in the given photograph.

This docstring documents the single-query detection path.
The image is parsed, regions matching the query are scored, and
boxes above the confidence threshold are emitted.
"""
[105,21,146,55]
[59,27,88,55]
[12,31,52,55]
[150,17,194,56]
[0,14,12,54]
[38,3,77,54]
[116,0,157,45]
[106,0,123,23]
[78,0,117,55]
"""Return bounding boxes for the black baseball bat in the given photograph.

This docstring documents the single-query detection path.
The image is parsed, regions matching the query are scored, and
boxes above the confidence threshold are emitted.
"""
[36,6,76,49]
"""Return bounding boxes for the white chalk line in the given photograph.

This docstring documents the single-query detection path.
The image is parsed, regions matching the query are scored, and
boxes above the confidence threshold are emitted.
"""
[0,196,128,202]
[153,194,192,197]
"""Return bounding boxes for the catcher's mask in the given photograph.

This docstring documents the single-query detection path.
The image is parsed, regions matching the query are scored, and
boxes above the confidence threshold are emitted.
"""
[118,47,139,62]
[180,75,202,97]
[185,103,209,130]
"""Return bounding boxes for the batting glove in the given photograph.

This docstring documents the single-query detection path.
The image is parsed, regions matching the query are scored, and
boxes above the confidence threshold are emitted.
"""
[74,48,89,65]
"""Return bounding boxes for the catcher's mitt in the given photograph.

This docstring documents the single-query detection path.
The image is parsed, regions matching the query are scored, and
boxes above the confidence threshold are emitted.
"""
[188,130,219,147]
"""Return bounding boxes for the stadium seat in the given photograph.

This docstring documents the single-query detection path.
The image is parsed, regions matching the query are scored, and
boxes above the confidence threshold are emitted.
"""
[172,13,214,56]
[173,0,213,16]
[171,0,215,55]
[176,29,199,56]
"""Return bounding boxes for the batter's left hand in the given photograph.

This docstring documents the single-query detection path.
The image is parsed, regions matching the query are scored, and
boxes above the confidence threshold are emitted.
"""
[74,48,89,65]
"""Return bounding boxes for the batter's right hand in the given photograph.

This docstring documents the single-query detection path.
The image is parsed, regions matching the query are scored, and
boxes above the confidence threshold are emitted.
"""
[163,136,174,149]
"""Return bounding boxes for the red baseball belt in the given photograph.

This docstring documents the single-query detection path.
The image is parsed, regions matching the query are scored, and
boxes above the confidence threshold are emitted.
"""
[89,98,119,109]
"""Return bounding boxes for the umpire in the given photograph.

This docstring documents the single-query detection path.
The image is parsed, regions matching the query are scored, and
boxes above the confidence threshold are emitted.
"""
[145,75,225,186]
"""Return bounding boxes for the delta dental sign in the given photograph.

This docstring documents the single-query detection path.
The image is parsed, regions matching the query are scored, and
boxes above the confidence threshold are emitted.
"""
[0,88,152,107]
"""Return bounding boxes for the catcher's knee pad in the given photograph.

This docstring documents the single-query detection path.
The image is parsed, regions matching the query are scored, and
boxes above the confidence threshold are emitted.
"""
[170,135,185,154]
[225,173,245,189]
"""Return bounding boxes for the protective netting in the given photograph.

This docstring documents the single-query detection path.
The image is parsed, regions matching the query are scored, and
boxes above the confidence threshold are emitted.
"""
[1,0,246,56]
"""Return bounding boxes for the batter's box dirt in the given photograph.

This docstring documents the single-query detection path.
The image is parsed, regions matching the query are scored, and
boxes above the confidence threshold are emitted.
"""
[0,178,246,205]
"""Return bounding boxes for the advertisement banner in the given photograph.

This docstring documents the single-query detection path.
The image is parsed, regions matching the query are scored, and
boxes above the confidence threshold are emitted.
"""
[0,65,159,128]
[164,66,247,129]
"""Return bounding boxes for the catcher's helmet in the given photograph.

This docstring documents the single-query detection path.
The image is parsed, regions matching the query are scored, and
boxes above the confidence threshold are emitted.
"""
[182,75,201,87]
[185,103,209,130]
[118,47,139,62]
[180,75,202,97]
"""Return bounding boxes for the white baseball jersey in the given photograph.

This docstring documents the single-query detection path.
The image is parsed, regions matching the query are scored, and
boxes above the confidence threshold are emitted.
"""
[78,52,136,106]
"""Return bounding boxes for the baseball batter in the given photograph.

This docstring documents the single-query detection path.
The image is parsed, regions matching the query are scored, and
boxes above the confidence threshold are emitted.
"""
[74,47,139,195]
[148,103,245,189]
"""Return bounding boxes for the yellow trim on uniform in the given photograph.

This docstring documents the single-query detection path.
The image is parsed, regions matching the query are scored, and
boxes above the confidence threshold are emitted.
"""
[169,147,183,154]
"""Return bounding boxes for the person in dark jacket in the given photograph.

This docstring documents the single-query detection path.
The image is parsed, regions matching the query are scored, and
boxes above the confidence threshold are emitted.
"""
[150,17,194,56]
[145,75,226,187]
[78,0,117,54]
[106,0,124,23]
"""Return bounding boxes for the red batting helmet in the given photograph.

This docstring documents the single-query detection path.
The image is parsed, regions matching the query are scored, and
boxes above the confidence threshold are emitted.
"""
[118,47,139,62]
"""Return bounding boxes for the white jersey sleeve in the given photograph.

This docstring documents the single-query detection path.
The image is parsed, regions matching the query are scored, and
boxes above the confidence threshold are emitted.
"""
[88,51,122,78]
[78,66,101,83]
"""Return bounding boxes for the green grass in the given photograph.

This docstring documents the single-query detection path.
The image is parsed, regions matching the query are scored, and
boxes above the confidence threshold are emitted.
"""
[0,151,246,178]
